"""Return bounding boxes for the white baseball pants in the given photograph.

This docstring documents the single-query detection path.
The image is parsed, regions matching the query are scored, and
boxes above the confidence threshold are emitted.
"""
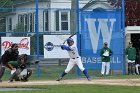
[65,57,85,73]
[101,62,110,75]
[135,64,140,74]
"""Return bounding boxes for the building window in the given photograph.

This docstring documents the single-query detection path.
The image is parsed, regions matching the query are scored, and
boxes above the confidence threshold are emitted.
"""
[43,10,49,31]
[18,15,24,24]
[18,14,29,32]
[18,13,35,32]
[55,11,70,32]
[8,17,12,31]
[56,10,59,31]
[29,13,33,32]
[24,14,29,32]
[61,12,68,30]
[29,13,35,32]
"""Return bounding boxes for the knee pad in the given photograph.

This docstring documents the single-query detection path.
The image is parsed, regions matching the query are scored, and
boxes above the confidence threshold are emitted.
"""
[27,69,32,75]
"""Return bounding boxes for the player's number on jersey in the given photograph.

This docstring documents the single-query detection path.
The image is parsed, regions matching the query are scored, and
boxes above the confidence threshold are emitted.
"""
[72,50,75,55]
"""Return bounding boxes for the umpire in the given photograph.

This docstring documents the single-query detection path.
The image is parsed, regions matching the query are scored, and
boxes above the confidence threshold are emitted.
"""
[0,43,19,82]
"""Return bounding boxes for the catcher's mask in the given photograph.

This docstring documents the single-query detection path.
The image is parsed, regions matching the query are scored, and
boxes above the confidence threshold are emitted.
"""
[67,38,74,46]
[18,54,28,63]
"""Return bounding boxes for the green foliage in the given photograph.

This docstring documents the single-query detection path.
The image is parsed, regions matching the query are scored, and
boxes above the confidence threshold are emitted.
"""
[30,34,44,55]
[0,18,6,32]
[0,0,13,8]
[0,0,13,28]
[12,23,26,36]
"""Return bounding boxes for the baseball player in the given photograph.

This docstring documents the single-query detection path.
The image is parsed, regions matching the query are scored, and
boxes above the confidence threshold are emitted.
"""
[126,42,136,75]
[8,54,33,82]
[56,38,90,81]
[100,42,113,76]
[0,43,19,82]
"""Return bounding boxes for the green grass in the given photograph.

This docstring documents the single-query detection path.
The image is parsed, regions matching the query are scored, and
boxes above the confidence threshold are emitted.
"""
[1,65,78,81]
[1,65,140,93]
[1,65,140,81]
[0,85,140,93]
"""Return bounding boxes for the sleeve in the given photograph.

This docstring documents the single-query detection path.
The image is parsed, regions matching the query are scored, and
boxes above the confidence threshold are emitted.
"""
[8,61,19,67]
[1,50,10,63]
[61,45,72,51]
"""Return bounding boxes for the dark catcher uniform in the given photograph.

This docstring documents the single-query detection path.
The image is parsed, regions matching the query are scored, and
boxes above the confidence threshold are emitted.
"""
[8,56,32,82]
[0,44,19,82]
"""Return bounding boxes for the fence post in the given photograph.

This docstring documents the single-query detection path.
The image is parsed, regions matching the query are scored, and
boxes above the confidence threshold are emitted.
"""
[36,0,40,78]
[122,0,126,75]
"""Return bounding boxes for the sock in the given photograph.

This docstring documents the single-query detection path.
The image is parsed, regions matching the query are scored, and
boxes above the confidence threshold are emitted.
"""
[61,71,67,78]
[83,69,90,79]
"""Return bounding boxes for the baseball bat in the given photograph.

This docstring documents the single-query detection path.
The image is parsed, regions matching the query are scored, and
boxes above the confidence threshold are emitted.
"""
[63,33,76,44]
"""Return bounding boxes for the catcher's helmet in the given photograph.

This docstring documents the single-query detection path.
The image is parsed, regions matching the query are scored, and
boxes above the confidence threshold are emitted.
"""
[67,38,74,44]
[18,54,28,62]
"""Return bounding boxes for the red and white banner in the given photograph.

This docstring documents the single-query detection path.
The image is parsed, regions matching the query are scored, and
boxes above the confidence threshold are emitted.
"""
[1,37,30,55]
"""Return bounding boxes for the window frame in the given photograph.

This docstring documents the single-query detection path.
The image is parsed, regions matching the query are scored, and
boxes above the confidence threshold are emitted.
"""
[56,10,70,32]
[7,17,12,31]
[43,10,49,32]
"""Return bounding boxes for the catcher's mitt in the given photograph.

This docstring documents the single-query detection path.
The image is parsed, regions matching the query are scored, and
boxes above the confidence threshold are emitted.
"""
[34,60,39,64]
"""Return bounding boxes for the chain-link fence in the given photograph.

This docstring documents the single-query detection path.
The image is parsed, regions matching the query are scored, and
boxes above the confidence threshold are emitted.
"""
[0,0,127,81]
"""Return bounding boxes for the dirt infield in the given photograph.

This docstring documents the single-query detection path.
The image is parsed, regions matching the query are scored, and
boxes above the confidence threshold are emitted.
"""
[0,79,140,87]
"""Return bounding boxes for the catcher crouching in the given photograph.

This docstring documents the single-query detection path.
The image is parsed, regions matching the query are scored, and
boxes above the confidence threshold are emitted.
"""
[8,54,33,82]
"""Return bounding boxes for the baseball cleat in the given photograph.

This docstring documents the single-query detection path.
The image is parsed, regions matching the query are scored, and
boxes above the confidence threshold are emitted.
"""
[21,78,28,82]
[8,79,13,83]
[87,78,91,81]
[15,78,20,81]
[56,77,62,81]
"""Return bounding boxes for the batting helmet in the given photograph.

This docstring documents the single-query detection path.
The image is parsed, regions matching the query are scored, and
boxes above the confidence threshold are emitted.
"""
[67,38,74,44]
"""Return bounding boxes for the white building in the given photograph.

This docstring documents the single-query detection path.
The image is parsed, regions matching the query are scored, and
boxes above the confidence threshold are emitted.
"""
[6,0,116,35]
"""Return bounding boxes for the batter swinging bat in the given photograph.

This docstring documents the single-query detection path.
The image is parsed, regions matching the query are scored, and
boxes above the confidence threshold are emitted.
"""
[63,33,76,44]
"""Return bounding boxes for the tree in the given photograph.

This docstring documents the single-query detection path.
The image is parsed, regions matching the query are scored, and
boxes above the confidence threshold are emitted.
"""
[30,34,44,55]
[0,0,14,32]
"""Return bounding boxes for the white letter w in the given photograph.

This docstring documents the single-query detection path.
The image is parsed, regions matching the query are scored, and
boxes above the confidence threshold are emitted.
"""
[86,18,116,53]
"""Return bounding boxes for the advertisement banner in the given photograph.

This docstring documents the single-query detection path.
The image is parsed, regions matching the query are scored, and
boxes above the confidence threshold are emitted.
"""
[44,35,76,58]
[1,37,30,55]
[80,11,124,70]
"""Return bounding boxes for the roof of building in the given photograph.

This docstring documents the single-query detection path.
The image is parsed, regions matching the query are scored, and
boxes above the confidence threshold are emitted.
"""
[13,0,50,6]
